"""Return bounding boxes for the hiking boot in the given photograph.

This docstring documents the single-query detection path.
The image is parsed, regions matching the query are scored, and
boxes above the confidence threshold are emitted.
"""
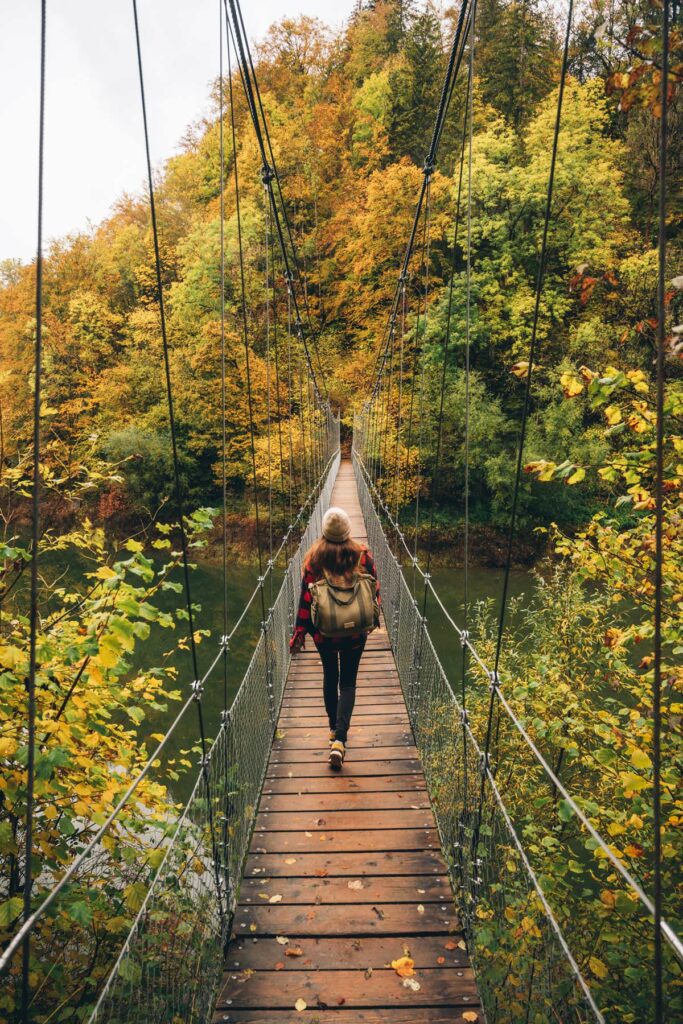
[328,729,336,745]
[328,740,345,771]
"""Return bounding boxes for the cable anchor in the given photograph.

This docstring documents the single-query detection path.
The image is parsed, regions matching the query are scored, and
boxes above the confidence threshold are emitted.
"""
[191,679,204,701]
[487,669,500,693]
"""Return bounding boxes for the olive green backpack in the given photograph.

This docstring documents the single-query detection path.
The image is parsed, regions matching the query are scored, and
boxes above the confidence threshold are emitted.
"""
[308,572,379,639]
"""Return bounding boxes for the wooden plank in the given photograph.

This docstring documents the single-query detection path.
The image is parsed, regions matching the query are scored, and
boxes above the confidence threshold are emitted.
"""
[266,759,421,778]
[272,728,412,751]
[259,791,429,811]
[270,746,419,764]
[233,902,459,937]
[215,968,477,1009]
[224,935,470,971]
[213,1012,481,1024]
[244,850,446,878]
[262,775,429,795]
[255,809,434,831]
[239,875,451,905]
[247,829,439,855]
[278,714,409,728]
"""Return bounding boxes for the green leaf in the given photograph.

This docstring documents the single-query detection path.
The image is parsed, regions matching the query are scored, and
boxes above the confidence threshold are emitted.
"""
[558,800,575,823]
[0,896,24,928]
[67,900,93,927]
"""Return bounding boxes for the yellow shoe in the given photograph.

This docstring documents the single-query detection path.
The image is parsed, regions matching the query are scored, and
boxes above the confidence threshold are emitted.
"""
[329,729,336,745]
[329,740,345,771]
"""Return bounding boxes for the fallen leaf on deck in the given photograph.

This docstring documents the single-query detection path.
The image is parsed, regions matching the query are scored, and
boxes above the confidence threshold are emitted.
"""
[458,940,467,950]
[417,888,425,894]
[348,879,364,890]
[364,967,373,980]
[249,924,257,932]
[351,940,362,951]
[462,1014,479,1022]
[319,834,327,841]
[444,941,457,950]
[285,947,304,957]
[285,857,297,865]
[372,906,385,920]
[437,956,445,964]
[294,998,307,1012]
[269,894,283,904]
[275,962,285,971]
[337,997,346,1005]
[402,977,421,992]
[417,904,425,914]
[314,868,328,877]
[316,818,326,825]
[391,956,415,978]
[305,831,313,837]
[258,893,269,900]
[275,730,286,739]
[276,936,289,945]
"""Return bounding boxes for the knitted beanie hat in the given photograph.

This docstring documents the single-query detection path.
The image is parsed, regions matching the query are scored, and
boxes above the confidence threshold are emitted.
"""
[322,506,352,543]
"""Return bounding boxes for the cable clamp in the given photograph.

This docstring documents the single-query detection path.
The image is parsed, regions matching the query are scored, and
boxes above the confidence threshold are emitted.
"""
[191,679,204,701]
[200,751,212,769]
[423,572,431,583]
[220,708,231,726]
[487,669,500,693]
[460,707,469,726]
[283,268,294,282]
[398,271,408,285]
[267,558,274,571]
[479,751,490,772]
[261,163,275,185]
[220,635,230,650]
[258,575,266,586]
[422,157,435,178]
[460,629,469,649]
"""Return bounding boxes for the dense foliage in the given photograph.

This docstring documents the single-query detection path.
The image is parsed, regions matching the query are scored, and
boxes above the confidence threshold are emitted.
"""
[0,0,681,1019]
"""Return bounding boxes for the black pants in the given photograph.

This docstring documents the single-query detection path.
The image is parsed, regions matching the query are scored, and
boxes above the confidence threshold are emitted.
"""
[316,638,366,743]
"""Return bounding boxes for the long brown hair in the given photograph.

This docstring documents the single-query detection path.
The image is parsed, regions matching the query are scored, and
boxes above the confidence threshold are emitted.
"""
[305,536,364,580]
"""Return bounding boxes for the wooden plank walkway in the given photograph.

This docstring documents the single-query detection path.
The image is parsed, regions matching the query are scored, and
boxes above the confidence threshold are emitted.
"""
[214,460,482,1024]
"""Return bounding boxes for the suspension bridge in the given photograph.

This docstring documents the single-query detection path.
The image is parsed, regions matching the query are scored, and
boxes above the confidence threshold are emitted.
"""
[1,0,679,1021]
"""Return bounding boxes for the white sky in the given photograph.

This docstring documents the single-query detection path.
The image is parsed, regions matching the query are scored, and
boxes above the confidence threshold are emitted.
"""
[0,1,356,264]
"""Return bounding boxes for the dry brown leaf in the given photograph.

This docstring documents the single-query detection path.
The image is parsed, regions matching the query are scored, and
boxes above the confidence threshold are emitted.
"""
[391,956,415,978]
[319,834,327,841]
[462,1014,479,1022]
[437,956,445,964]
[364,967,373,980]
[314,868,328,877]
[284,857,297,865]
[337,997,346,1005]
[444,941,457,950]
[348,879,364,891]
[285,947,304,957]
[275,962,285,971]
[294,998,307,1012]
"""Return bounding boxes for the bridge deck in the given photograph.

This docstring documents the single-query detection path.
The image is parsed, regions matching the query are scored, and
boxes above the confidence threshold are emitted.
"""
[214,461,481,1023]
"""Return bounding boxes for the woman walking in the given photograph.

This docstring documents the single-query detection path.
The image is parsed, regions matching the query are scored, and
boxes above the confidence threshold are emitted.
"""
[290,506,380,771]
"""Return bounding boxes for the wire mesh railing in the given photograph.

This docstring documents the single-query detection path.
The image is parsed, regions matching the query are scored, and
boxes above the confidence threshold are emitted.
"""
[352,434,682,1024]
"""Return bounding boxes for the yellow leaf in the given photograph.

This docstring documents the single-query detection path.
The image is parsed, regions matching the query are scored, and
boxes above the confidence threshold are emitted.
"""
[604,404,622,425]
[566,467,586,485]
[510,360,530,378]
[463,1014,479,1022]
[0,737,18,758]
[391,955,415,978]
[630,748,652,770]
[589,956,608,980]
[94,566,118,580]
[294,999,307,1012]
[560,372,583,398]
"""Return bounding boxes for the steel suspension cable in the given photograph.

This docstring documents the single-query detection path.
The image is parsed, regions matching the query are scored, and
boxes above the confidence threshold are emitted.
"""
[131,0,223,921]
[473,0,574,882]
[653,1,670,1018]
[21,4,46,1019]
[219,0,229,711]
